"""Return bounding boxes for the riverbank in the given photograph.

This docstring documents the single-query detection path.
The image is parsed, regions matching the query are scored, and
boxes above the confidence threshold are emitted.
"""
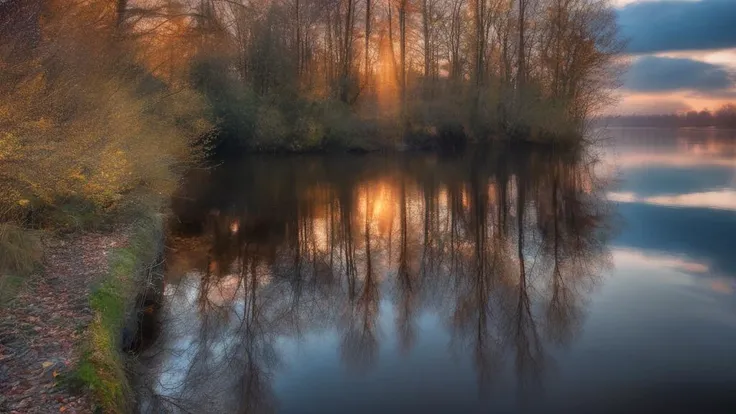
[211,131,587,161]
[0,215,163,413]
[0,230,126,413]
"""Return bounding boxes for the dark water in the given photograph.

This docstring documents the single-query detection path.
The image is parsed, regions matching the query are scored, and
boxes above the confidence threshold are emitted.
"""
[137,128,736,414]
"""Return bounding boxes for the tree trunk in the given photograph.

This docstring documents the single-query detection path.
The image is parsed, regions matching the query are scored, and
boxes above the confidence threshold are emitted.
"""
[116,0,127,28]
[517,0,526,90]
[296,0,302,77]
[474,0,484,87]
[341,0,355,102]
[365,0,371,86]
[399,0,407,114]
[422,0,430,85]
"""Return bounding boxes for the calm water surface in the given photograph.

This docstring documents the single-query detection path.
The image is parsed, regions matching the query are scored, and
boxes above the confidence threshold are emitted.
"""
[138,128,736,413]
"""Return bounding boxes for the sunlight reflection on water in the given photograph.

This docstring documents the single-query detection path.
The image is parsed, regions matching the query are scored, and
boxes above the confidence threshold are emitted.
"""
[137,129,736,414]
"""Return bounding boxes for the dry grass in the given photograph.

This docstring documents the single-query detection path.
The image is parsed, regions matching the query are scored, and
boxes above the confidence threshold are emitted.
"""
[0,223,41,305]
[0,223,40,275]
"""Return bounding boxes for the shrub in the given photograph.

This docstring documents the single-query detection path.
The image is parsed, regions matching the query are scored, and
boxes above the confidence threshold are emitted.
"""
[255,104,291,150]
[0,222,40,275]
[190,56,258,154]
[0,1,212,228]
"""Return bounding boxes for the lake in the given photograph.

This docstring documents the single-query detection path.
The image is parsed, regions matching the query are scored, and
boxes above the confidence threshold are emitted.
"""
[136,128,736,414]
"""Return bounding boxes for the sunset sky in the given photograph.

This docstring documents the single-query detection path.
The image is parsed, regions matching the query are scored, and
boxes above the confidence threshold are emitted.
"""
[610,0,736,115]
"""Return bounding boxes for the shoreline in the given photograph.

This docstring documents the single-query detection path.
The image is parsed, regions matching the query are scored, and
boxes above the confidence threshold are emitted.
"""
[0,215,164,414]
[0,231,126,413]
[211,135,585,160]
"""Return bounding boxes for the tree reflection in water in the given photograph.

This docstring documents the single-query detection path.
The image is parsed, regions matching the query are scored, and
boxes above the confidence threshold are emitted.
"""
[136,149,612,413]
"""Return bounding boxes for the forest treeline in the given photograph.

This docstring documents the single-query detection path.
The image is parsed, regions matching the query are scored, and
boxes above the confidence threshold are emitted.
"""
[602,104,736,128]
[178,0,623,152]
[0,0,621,276]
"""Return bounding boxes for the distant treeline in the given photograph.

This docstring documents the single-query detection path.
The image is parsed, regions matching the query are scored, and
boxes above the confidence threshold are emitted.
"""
[601,104,736,128]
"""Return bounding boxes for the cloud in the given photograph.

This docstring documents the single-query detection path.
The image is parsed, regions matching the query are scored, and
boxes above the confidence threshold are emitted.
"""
[613,248,736,295]
[688,89,736,100]
[655,49,736,71]
[618,0,736,53]
[610,96,692,114]
[608,189,736,211]
[613,248,710,274]
[623,56,735,93]
[612,0,700,5]
[616,152,736,168]
[609,90,734,114]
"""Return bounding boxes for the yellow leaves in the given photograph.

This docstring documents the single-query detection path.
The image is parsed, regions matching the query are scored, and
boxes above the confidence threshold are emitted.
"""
[134,13,199,85]
[42,361,54,369]
[0,1,211,223]
[12,71,47,109]
[0,132,21,159]
[69,171,86,181]
[193,118,211,133]
[32,117,54,132]
[0,104,11,122]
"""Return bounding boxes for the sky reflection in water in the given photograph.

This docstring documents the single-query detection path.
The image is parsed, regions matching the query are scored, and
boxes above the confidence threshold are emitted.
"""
[138,129,736,414]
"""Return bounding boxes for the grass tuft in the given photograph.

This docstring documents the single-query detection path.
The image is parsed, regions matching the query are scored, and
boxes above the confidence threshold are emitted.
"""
[0,223,41,306]
[0,223,41,274]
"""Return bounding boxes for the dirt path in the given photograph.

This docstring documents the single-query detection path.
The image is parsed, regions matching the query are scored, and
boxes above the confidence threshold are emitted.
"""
[0,231,127,414]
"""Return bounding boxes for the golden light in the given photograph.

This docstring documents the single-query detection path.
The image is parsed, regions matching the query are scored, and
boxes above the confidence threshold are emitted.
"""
[376,28,399,116]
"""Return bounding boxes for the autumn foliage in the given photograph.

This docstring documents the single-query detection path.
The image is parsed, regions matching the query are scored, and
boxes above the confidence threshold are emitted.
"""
[0,0,624,274]
[0,0,210,235]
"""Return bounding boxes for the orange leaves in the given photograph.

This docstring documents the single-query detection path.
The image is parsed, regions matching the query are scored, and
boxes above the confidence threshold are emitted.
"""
[0,0,212,223]
[126,1,208,85]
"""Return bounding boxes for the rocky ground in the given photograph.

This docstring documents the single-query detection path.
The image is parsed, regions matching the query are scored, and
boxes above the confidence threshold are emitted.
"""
[0,231,127,414]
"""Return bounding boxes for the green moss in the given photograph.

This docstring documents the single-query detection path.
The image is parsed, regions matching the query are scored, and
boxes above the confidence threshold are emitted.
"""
[71,213,162,413]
